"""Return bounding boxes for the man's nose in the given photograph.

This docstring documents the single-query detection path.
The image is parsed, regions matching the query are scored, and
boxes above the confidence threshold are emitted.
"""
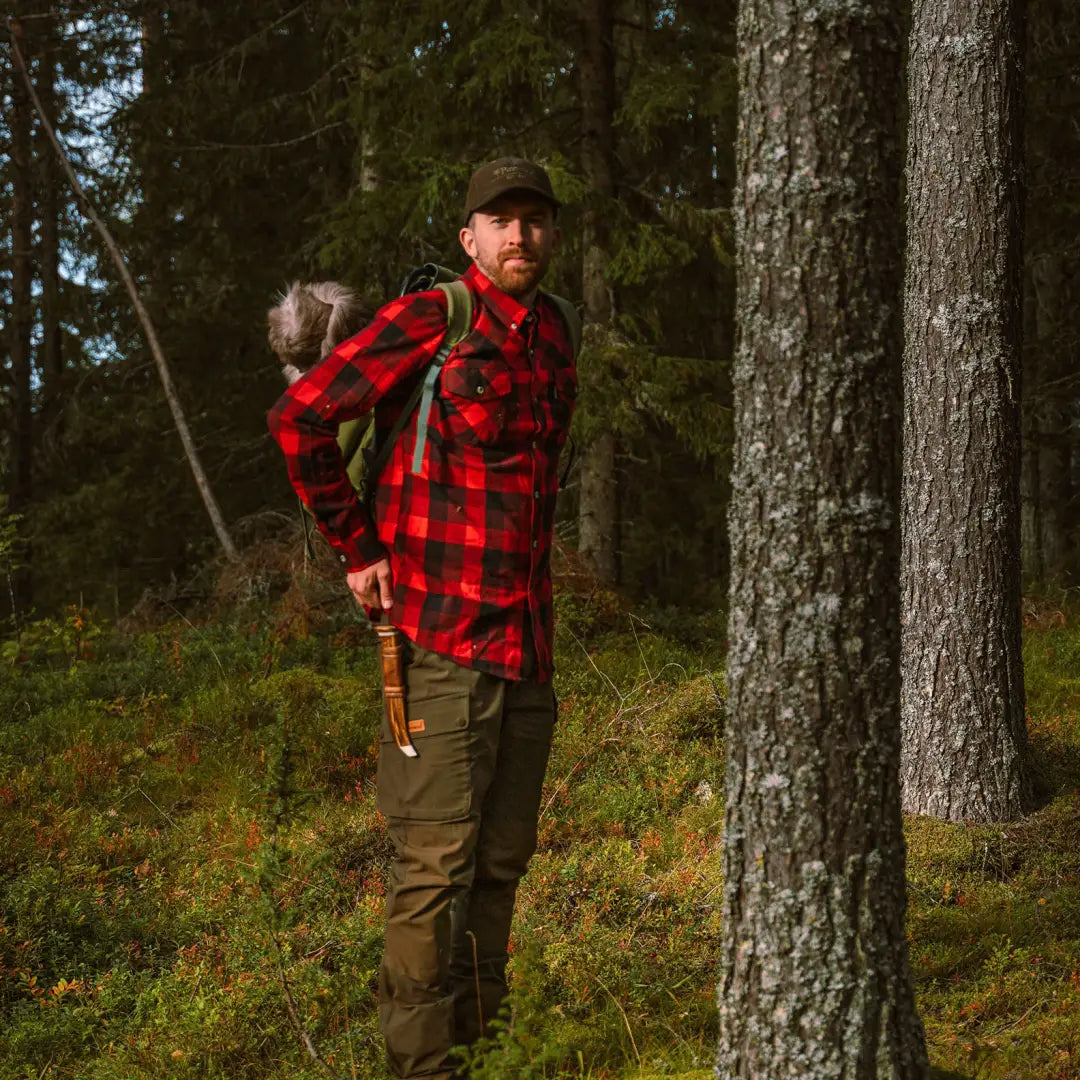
[503,218,526,244]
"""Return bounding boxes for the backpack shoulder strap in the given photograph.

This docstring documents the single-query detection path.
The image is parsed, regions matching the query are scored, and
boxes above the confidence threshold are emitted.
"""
[544,293,581,358]
[438,279,474,349]
[409,280,474,475]
[362,281,475,496]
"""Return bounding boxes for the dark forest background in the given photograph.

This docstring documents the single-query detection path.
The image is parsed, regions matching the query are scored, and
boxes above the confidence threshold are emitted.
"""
[0,0,1076,624]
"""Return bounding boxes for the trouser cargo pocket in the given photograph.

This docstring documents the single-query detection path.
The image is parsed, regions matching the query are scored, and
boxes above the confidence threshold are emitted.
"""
[377,690,471,822]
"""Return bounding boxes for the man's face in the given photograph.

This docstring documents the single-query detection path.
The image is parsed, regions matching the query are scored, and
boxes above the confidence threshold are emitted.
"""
[459,193,561,301]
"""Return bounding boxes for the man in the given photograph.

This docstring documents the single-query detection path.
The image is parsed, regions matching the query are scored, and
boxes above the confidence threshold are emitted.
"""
[267,157,576,1079]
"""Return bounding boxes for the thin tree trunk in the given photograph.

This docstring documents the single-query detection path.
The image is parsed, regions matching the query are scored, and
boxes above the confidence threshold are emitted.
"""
[1031,252,1071,583]
[901,0,1033,822]
[37,17,63,409]
[8,15,35,611]
[9,24,239,562]
[141,0,169,311]
[718,3,927,1076]
[1021,0,1078,587]
[357,43,378,196]
[576,0,618,586]
[1020,330,1041,580]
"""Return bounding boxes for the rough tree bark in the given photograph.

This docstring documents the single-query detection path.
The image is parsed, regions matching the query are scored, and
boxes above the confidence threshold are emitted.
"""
[8,14,35,610]
[900,0,1033,822]
[576,0,618,586]
[717,3,928,1077]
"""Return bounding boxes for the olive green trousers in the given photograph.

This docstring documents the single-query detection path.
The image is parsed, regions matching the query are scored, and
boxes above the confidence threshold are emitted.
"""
[375,640,556,1079]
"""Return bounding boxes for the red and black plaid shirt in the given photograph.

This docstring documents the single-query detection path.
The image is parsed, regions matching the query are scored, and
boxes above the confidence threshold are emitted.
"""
[267,262,577,682]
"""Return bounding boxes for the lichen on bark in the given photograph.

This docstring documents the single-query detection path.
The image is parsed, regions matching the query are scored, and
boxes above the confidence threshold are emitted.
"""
[718,1,928,1076]
[900,0,1033,824]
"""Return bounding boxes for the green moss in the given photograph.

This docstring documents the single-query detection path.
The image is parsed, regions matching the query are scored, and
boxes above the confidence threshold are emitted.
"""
[909,623,1080,1079]
[3,609,1080,1077]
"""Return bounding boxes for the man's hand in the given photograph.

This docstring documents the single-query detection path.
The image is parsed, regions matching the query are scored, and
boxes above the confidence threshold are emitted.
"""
[347,558,393,611]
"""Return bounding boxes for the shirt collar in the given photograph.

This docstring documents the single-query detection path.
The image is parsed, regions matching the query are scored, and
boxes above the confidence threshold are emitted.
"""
[462,262,536,333]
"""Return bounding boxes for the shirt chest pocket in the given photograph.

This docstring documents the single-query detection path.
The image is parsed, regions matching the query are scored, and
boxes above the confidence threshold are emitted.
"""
[440,355,516,446]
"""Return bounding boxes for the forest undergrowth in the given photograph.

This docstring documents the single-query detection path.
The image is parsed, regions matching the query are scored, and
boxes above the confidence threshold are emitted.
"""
[1,561,1079,1079]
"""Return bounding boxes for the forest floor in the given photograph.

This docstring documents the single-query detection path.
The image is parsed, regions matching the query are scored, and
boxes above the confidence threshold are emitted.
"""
[1,564,1079,1080]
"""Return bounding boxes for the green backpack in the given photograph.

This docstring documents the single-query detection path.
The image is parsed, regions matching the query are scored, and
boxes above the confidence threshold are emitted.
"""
[302,263,581,556]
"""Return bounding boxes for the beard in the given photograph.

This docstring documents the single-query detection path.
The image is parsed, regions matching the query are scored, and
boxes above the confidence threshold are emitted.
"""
[481,245,550,299]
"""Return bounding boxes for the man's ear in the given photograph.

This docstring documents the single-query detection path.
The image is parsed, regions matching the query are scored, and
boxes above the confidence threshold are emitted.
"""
[459,225,478,260]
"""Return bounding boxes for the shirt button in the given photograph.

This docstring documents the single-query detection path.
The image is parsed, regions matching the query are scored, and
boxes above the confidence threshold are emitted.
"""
[533,490,540,499]
[339,554,347,564]
[511,321,518,330]
[532,540,539,549]
[476,385,485,395]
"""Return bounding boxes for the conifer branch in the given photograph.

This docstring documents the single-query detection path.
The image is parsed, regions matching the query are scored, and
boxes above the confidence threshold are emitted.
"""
[4,10,63,20]
[193,4,308,73]
[7,16,239,562]
[480,107,578,153]
[177,120,346,152]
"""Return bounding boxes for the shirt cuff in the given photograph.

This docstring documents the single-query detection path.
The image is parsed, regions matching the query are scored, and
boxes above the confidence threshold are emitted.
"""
[331,529,389,574]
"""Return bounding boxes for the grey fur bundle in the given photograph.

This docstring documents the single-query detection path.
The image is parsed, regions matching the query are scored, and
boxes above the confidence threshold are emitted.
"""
[267,281,373,385]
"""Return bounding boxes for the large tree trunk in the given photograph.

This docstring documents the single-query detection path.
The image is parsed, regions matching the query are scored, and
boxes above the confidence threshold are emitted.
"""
[718,4,927,1078]
[900,0,1033,822]
[8,15,35,611]
[576,0,618,586]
